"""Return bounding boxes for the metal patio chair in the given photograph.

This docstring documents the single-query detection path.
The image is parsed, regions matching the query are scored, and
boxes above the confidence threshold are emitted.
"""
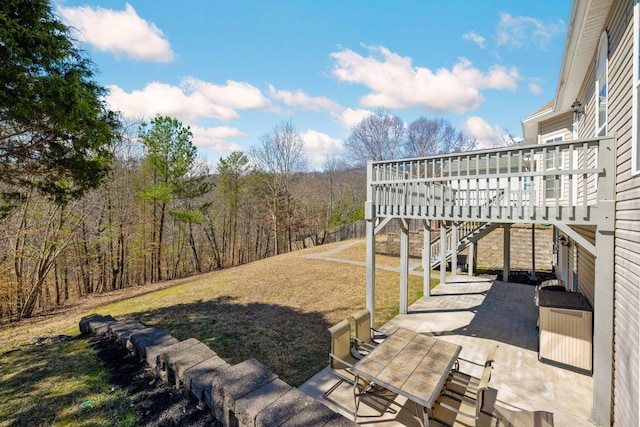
[447,344,498,401]
[351,308,387,358]
[323,319,360,399]
[430,362,500,427]
[323,319,397,419]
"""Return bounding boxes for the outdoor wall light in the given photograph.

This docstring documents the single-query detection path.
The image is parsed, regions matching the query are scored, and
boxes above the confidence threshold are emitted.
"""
[571,100,585,116]
[559,235,570,247]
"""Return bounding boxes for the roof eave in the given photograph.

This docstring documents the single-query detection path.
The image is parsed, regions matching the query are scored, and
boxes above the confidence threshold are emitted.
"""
[522,0,611,138]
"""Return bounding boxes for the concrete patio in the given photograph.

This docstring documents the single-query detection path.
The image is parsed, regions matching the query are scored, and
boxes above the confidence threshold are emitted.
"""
[300,276,594,427]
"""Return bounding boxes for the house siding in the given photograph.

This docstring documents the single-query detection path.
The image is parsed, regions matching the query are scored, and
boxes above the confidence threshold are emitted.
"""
[605,2,639,426]
[534,1,640,424]
[537,114,578,209]
[539,113,572,141]
[573,225,596,305]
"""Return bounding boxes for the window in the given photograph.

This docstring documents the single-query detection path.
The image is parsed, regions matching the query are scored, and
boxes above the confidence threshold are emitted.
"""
[544,136,563,199]
[595,31,608,136]
[634,0,640,174]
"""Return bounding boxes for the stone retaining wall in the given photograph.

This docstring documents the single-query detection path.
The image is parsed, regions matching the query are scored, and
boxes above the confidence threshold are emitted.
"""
[80,314,356,427]
[383,224,554,271]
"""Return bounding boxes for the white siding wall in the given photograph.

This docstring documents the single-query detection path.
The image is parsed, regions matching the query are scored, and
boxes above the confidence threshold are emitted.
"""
[539,113,572,140]
[537,2,639,424]
[539,114,573,206]
[606,2,639,426]
[574,225,596,305]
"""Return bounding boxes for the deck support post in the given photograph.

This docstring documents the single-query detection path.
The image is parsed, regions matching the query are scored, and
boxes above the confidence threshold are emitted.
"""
[452,222,458,274]
[503,224,511,282]
[440,221,447,285]
[468,241,475,276]
[422,220,432,296]
[531,224,537,280]
[365,163,376,328]
[590,137,615,426]
[399,219,409,315]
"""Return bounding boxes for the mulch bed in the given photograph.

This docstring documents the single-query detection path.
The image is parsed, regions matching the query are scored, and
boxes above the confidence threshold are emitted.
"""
[477,269,556,286]
[90,336,220,427]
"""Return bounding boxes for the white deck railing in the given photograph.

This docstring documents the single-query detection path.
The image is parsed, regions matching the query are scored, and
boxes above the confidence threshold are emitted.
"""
[367,137,615,225]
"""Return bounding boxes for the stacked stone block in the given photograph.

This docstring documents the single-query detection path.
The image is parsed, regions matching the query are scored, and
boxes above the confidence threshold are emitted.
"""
[384,224,554,272]
[80,314,356,427]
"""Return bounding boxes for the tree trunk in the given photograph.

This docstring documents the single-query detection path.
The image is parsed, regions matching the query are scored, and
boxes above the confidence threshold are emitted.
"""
[188,221,202,273]
[156,201,166,282]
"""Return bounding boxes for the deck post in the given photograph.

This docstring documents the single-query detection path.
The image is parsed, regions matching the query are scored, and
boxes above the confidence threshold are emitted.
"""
[365,162,376,328]
[452,222,458,274]
[440,221,447,285]
[530,224,537,280]
[591,137,615,426]
[422,220,432,296]
[503,224,511,282]
[399,219,409,314]
[468,241,475,276]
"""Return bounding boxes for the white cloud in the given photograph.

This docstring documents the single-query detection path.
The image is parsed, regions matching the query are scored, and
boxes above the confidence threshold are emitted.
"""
[528,78,544,95]
[190,126,245,152]
[496,13,564,50]
[185,78,272,110]
[107,82,238,122]
[268,85,343,113]
[57,3,174,62]
[337,108,373,130]
[106,78,270,123]
[462,31,486,49]
[528,83,543,95]
[267,85,374,134]
[463,116,520,149]
[301,130,345,171]
[330,45,519,113]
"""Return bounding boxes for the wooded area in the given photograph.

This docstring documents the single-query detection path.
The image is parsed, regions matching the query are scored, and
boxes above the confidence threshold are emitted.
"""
[0,118,367,321]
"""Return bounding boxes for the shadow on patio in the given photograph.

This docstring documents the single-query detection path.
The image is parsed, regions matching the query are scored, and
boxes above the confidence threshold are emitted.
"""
[300,276,594,427]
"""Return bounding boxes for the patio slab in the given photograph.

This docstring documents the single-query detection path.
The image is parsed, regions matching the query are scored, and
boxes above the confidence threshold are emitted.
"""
[300,276,594,427]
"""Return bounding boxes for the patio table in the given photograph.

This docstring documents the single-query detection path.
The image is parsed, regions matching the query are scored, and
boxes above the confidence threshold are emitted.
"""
[351,328,461,426]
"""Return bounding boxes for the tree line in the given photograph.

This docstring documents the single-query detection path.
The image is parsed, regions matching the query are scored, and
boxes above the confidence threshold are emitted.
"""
[0,113,368,321]
[0,1,477,321]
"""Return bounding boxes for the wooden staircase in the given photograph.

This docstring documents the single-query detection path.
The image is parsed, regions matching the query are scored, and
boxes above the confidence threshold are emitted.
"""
[429,222,500,270]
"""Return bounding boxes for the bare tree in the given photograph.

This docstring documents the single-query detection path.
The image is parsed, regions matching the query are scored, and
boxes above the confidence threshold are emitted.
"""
[250,120,307,255]
[217,151,249,266]
[493,128,522,147]
[405,116,477,157]
[344,108,405,165]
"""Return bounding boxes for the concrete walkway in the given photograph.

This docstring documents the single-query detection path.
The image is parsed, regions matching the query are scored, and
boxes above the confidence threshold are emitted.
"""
[300,240,424,275]
[299,271,595,427]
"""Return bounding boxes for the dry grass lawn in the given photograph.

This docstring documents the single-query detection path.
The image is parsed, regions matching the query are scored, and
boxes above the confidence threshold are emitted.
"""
[322,239,402,267]
[1,239,432,390]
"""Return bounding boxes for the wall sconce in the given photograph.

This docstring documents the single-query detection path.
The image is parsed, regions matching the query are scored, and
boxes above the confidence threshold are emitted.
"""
[559,235,570,247]
[571,100,585,117]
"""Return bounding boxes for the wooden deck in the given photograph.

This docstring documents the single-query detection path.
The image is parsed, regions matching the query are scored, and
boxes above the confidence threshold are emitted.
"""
[367,137,615,226]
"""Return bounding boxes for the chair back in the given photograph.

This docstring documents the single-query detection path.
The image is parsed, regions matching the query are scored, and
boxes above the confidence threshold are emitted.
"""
[484,344,498,367]
[352,309,372,344]
[475,363,493,418]
[328,319,352,370]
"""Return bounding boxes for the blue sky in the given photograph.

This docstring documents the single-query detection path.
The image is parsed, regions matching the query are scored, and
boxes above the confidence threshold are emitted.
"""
[55,1,570,170]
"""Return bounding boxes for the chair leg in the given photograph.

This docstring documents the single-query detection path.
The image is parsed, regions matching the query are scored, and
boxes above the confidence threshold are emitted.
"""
[354,381,360,422]
[322,377,345,400]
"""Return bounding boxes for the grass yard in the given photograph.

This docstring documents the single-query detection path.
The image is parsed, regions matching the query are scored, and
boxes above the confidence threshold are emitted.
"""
[0,239,436,426]
[0,338,136,427]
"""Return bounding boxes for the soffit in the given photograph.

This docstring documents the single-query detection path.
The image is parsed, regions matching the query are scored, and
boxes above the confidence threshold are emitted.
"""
[555,0,612,111]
